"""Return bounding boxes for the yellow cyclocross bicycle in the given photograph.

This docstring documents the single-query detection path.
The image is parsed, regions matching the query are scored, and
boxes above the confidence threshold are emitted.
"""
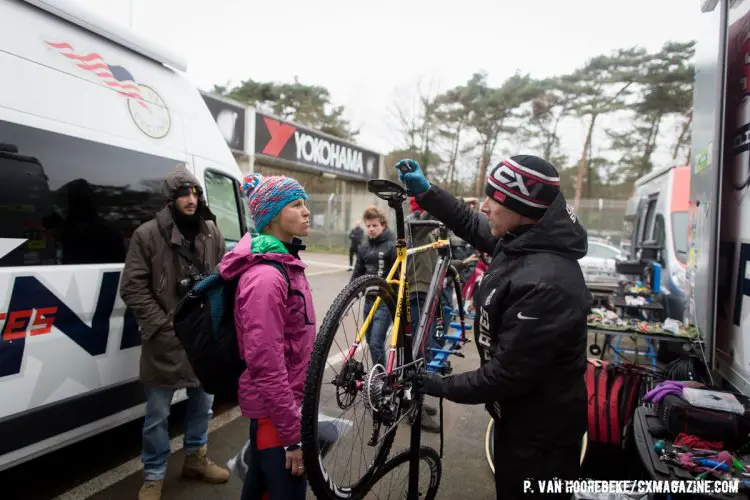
[301,179,469,500]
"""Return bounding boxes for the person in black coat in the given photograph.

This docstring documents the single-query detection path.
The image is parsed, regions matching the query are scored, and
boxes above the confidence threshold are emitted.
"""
[347,220,364,270]
[396,155,591,500]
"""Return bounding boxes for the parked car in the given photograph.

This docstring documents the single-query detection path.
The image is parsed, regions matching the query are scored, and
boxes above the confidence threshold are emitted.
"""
[580,240,624,292]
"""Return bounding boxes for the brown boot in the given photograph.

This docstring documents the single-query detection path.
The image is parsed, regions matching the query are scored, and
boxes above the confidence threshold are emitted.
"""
[138,480,163,500]
[181,445,230,483]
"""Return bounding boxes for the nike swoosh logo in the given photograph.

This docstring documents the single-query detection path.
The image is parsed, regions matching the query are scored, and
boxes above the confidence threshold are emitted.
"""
[517,312,538,320]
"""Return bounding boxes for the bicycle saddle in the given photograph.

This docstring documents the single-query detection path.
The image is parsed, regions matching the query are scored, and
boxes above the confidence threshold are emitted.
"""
[367,179,407,203]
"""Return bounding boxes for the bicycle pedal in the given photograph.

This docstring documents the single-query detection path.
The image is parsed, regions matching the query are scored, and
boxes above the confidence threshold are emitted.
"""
[453,352,465,358]
[441,366,453,375]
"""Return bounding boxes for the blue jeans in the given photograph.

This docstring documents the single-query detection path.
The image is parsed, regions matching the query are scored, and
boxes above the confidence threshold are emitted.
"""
[142,386,214,481]
[363,296,391,367]
[410,293,442,364]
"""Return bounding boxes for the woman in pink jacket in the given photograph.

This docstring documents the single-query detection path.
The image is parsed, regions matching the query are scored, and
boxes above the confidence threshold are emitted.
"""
[219,173,316,500]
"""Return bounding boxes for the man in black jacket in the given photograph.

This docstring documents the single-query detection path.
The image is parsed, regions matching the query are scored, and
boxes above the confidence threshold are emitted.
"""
[396,156,590,500]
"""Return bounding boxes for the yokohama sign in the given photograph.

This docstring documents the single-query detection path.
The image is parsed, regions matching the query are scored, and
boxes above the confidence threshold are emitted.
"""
[254,112,379,181]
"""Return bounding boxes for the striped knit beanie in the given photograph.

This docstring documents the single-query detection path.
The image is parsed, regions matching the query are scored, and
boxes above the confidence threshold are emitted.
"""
[485,155,560,220]
[242,173,308,233]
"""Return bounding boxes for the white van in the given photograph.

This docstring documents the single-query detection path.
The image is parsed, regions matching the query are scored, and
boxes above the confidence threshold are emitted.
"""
[0,0,248,471]
[623,165,690,315]
[622,164,690,360]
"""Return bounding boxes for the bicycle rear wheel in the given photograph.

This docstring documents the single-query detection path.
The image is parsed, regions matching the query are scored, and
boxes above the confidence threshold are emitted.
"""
[365,446,442,500]
[301,275,405,500]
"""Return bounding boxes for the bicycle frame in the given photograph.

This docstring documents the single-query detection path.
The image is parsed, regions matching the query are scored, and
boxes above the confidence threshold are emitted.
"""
[345,233,452,374]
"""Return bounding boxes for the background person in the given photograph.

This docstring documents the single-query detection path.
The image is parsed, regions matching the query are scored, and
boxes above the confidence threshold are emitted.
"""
[120,164,229,500]
[348,219,364,270]
[351,206,396,368]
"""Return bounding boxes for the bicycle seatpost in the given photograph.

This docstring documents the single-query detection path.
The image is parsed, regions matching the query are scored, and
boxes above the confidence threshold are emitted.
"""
[389,198,406,243]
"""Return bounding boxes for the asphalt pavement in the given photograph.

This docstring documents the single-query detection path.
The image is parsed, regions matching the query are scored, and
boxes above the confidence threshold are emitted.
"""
[0,252,497,500]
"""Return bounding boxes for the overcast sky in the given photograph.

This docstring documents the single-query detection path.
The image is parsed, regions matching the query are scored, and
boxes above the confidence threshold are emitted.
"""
[71,0,704,167]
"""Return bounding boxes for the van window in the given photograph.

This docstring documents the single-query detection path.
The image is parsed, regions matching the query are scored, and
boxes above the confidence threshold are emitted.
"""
[672,212,688,264]
[653,214,667,265]
[641,198,658,244]
[204,170,243,245]
[0,120,178,267]
[653,215,666,246]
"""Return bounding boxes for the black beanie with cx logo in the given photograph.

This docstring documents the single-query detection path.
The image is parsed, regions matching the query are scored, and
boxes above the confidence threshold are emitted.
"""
[485,155,561,220]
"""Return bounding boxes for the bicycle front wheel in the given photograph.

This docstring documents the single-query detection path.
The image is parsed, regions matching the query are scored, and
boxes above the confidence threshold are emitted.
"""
[301,274,405,500]
[366,446,442,500]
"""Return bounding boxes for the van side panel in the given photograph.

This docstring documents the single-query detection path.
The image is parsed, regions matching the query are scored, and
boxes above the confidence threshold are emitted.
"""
[671,167,691,213]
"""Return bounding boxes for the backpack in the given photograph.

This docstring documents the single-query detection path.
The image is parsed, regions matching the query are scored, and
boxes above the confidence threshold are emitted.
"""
[585,359,648,447]
[173,260,290,399]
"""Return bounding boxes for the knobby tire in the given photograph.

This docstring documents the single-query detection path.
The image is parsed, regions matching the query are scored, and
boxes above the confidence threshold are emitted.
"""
[369,446,442,500]
[301,274,401,500]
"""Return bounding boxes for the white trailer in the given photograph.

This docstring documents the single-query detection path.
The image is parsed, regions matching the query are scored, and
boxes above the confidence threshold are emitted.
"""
[689,0,750,396]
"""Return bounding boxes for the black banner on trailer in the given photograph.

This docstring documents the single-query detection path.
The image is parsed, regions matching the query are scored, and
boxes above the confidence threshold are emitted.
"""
[201,92,246,153]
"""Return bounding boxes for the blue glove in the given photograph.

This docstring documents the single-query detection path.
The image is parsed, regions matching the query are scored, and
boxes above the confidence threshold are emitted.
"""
[395,159,430,195]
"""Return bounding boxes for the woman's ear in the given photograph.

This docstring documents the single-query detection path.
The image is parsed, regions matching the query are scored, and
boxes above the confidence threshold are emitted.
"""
[264,213,280,234]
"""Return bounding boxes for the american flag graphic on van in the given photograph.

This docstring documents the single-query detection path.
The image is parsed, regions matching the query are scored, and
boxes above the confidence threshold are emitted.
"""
[44,41,148,109]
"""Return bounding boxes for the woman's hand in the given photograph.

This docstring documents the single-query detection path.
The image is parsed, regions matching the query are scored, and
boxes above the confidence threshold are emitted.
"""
[285,448,305,476]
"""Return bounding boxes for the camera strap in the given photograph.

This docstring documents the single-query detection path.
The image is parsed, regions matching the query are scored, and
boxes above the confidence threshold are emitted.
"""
[175,245,206,275]
[159,224,207,276]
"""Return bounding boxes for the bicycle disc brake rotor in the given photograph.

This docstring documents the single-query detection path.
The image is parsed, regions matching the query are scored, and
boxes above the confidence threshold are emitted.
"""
[335,358,365,409]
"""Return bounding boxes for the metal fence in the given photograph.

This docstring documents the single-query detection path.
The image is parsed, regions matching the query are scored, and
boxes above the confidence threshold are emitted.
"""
[305,192,389,251]
[573,198,629,246]
[302,194,630,251]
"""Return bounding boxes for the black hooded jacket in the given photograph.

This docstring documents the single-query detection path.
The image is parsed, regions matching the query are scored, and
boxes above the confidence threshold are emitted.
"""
[416,184,591,446]
[351,228,397,281]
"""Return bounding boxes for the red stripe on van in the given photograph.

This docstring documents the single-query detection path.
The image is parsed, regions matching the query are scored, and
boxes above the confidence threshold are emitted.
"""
[671,166,690,213]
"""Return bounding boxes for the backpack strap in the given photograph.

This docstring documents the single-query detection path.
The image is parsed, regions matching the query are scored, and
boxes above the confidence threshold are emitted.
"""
[586,359,603,442]
[609,372,625,445]
[257,260,314,325]
[596,361,609,444]
[623,372,642,427]
[258,260,291,296]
